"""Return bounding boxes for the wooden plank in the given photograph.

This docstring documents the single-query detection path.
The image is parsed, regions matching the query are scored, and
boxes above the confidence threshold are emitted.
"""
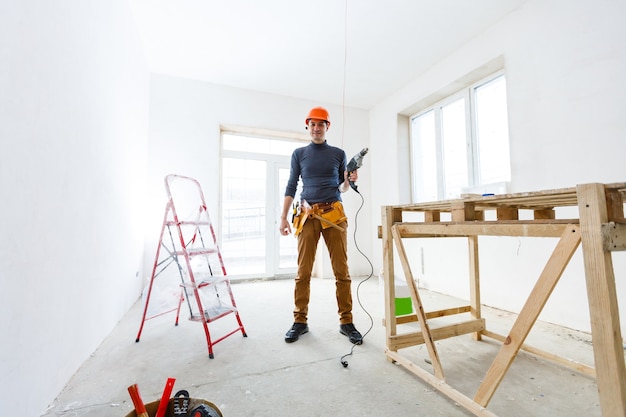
[388,184,626,214]
[452,202,476,221]
[388,319,486,350]
[473,225,581,406]
[481,330,595,377]
[496,207,518,220]
[381,206,401,344]
[424,210,440,222]
[394,222,574,238]
[389,305,472,325]
[386,349,499,417]
[577,183,626,416]
[425,305,471,318]
[605,187,625,221]
[392,225,445,379]
[533,209,555,220]
[468,235,482,341]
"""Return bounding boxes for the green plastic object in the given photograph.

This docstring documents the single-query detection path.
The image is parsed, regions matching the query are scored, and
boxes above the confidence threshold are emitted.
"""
[395,297,413,316]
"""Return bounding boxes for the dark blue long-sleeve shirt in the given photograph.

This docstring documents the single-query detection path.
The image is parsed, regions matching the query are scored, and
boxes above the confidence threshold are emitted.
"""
[285,141,347,204]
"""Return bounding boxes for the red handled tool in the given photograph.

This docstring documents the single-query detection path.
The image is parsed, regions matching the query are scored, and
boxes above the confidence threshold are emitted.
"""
[155,378,176,417]
[127,384,149,417]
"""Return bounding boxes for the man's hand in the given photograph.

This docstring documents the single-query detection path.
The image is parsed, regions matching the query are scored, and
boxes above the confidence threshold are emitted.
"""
[280,196,294,235]
[279,218,292,235]
[340,170,359,193]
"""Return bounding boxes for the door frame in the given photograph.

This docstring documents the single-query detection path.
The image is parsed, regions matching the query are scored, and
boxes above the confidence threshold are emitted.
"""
[220,130,307,279]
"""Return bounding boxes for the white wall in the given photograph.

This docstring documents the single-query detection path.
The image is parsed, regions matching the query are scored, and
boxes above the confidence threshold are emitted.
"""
[144,75,371,280]
[0,2,150,416]
[369,0,626,335]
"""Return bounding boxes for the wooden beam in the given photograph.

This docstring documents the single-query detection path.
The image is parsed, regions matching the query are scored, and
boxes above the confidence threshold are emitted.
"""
[392,225,445,379]
[473,225,581,406]
[381,206,401,345]
[577,183,626,416]
[424,305,471,319]
[534,209,555,220]
[452,202,476,221]
[496,207,518,220]
[424,210,440,222]
[468,235,482,341]
[388,319,485,350]
[481,330,595,377]
[394,222,575,238]
[388,305,472,325]
[605,187,625,221]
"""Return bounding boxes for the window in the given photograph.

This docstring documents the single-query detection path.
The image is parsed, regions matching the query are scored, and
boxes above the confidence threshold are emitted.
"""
[410,73,510,202]
[220,131,306,278]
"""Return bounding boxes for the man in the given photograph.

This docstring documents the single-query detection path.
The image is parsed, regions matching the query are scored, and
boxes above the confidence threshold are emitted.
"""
[279,106,363,345]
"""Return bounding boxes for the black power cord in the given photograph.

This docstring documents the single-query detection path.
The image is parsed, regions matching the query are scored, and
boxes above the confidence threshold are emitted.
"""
[340,188,374,368]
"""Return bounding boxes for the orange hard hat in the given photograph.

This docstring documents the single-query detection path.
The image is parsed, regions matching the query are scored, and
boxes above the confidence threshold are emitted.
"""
[305,106,330,127]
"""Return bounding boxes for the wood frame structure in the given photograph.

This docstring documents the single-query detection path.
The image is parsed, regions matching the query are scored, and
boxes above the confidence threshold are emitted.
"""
[380,182,626,417]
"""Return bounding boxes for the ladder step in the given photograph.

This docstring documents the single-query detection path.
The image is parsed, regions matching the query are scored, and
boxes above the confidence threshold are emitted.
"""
[165,220,211,226]
[180,275,227,289]
[176,248,219,256]
[190,304,238,321]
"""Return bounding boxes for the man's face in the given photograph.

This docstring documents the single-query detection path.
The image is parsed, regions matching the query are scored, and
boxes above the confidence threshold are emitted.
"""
[308,119,328,144]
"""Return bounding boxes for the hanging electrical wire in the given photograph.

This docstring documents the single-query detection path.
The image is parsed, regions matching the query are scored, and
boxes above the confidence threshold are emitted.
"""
[340,189,375,368]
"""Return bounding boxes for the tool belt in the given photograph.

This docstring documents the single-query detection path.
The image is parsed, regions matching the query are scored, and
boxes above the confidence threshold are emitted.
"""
[292,201,347,237]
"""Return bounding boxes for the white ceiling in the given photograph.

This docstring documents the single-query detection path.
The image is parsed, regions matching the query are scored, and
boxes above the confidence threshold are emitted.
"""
[129,0,528,110]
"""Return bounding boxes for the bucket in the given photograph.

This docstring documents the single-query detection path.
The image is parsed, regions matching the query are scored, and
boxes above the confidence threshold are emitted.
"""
[379,272,414,316]
[125,398,222,417]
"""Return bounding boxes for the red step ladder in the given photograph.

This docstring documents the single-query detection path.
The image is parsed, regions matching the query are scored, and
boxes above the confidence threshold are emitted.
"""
[135,174,247,358]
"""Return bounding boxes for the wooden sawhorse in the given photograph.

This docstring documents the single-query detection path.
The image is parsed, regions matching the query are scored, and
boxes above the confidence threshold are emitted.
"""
[381,182,626,416]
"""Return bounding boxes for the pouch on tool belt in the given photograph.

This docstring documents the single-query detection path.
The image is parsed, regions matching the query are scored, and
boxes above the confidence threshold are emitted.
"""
[319,201,347,229]
[293,211,307,236]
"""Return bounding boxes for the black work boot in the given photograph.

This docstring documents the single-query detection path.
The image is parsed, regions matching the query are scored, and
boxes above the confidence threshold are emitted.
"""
[285,322,309,343]
[339,323,363,345]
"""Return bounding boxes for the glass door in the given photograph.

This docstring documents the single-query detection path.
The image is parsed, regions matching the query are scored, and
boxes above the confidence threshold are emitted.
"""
[276,165,300,274]
[221,157,267,277]
[220,132,305,279]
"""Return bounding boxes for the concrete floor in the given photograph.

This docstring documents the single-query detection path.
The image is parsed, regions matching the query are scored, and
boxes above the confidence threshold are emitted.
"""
[41,277,602,417]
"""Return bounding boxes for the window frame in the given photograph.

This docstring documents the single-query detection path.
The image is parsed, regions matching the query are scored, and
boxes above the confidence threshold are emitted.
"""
[410,71,510,202]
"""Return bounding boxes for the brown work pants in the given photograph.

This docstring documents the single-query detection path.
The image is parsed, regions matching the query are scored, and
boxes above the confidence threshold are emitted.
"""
[293,216,352,325]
